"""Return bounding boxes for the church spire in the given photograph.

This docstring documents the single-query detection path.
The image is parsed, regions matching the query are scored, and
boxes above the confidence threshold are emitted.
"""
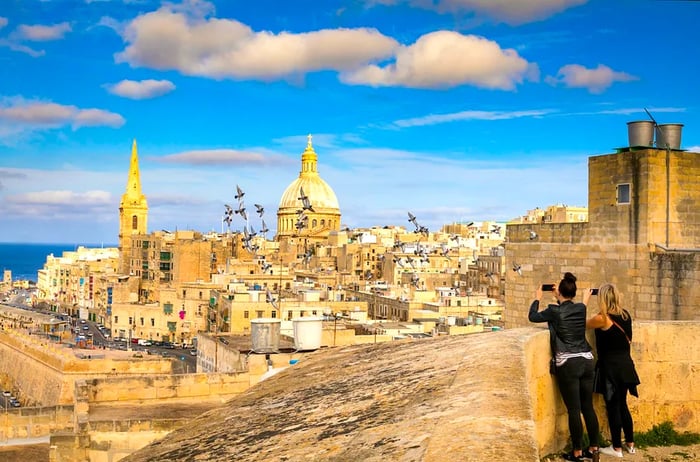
[124,139,144,200]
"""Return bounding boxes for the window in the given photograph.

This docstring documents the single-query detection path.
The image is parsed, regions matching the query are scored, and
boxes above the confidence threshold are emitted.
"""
[244,311,249,319]
[617,183,631,204]
[140,317,144,326]
[132,215,138,230]
[256,310,263,318]
[151,318,155,327]
[115,316,119,324]
[164,303,173,315]
[271,311,277,318]
[128,317,133,326]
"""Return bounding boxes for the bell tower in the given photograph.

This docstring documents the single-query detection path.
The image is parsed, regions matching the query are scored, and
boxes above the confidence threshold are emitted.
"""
[119,139,148,274]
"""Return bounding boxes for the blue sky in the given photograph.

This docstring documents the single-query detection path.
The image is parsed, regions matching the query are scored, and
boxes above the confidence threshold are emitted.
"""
[0,0,698,244]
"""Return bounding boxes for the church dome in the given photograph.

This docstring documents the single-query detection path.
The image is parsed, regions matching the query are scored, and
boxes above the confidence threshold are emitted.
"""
[276,135,341,239]
[278,136,339,211]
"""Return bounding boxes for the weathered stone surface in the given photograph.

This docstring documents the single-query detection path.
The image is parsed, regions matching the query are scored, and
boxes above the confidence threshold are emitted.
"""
[124,330,540,462]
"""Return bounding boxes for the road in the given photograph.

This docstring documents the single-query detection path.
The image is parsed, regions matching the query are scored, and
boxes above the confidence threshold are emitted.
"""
[1,296,197,373]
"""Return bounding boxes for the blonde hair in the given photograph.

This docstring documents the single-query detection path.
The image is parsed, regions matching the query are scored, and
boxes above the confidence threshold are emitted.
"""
[598,283,629,320]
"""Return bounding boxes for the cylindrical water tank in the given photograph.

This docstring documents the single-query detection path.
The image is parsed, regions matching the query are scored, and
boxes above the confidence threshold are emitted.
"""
[655,123,683,150]
[250,318,281,353]
[292,316,323,351]
[627,121,654,147]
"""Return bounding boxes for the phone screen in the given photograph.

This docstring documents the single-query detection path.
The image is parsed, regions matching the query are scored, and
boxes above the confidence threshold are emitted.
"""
[591,288,599,295]
[542,284,555,292]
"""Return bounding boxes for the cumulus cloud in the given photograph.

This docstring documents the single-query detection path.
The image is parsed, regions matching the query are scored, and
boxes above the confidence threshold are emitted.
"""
[2,190,115,220]
[0,39,45,57]
[393,109,554,128]
[157,149,295,166]
[341,31,539,90]
[105,79,176,99]
[545,64,638,94]
[0,99,125,134]
[0,17,8,29]
[688,146,700,153]
[368,0,588,24]
[114,4,399,80]
[17,22,72,41]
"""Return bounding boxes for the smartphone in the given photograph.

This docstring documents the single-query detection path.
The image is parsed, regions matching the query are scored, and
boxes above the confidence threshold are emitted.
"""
[591,288,599,295]
[541,284,555,292]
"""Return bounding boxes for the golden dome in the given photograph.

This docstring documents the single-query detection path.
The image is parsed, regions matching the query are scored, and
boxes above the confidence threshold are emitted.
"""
[278,135,339,211]
[277,135,341,239]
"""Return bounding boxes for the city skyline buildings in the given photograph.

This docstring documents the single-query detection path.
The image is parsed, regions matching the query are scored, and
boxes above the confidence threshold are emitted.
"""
[1,0,699,244]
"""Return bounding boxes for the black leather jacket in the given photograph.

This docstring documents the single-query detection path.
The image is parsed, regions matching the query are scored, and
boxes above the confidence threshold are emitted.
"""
[529,299,592,354]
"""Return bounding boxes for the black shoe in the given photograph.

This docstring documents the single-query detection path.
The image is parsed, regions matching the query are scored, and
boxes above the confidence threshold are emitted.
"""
[582,449,599,461]
[562,452,584,461]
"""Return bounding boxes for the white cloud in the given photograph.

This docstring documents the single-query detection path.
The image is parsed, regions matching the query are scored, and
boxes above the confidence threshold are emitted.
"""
[0,38,45,57]
[0,17,8,29]
[341,31,539,90]
[545,64,638,94]
[106,79,175,99]
[687,146,700,153]
[12,190,112,206]
[368,0,588,24]
[157,149,295,166]
[115,5,399,80]
[393,109,555,128]
[17,22,72,41]
[0,99,125,140]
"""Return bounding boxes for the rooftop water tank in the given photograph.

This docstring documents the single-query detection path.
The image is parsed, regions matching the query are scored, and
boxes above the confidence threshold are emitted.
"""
[627,120,654,147]
[655,123,684,150]
[292,316,323,351]
[250,318,281,353]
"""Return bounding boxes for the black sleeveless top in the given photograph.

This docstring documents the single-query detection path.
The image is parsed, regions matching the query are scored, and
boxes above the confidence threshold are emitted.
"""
[594,310,640,392]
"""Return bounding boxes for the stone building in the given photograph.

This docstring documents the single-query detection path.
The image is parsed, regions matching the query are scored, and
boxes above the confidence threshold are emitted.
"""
[506,124,700,328]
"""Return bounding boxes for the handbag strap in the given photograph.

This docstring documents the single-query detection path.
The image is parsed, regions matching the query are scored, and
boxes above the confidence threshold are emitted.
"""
[611,318,631,344]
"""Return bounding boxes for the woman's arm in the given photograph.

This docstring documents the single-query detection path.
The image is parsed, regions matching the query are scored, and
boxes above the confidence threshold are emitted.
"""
[528,286,555,323]
[586,313,606,329]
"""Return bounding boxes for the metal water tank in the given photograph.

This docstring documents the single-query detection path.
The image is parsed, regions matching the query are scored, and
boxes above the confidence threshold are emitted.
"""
[655,123,684,150]
[250,318,281,353]
[627,121,654,147]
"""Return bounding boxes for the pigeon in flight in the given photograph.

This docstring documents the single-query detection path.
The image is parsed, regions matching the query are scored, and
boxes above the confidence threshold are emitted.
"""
[408,212,418,227]
[299,187,315,212]
[234,185,245,201]
[265,289,279,310]
[513,263,522,276]
[261,261,272,273]
[254,204,264,217]
[235,202,247,221]
[528,230,538,240]
[259,220,269,235]
[411,273,420,288]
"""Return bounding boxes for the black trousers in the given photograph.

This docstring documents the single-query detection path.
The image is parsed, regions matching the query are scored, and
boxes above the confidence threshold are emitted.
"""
[605,383,634,448]
[556,356,600,450]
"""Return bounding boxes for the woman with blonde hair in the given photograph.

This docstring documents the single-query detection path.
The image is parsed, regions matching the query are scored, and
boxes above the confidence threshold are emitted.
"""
[585,283,641,458]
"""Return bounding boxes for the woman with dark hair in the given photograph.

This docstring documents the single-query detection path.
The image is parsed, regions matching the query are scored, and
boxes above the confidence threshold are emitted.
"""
[529,272,600,461]
[585,283,640,458]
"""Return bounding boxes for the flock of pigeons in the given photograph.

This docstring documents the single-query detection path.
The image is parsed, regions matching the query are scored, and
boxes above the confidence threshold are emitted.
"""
[222,185,536,308]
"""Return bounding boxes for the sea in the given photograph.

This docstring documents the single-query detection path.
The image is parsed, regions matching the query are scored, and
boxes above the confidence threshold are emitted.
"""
[0,243,117,283]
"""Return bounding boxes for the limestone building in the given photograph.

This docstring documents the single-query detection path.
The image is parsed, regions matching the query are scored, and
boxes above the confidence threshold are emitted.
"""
[505,122,700,327]
[119,140,149,275]
[276,135,341,246]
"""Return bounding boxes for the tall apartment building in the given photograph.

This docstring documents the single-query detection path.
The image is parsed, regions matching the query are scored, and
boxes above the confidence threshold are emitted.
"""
[505,122,700,327]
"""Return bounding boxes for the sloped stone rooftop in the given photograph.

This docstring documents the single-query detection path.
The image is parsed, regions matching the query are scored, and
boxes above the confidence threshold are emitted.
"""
[124,329,540,462]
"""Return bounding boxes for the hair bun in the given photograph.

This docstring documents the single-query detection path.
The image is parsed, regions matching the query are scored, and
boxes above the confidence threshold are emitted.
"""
[563,272,577,282]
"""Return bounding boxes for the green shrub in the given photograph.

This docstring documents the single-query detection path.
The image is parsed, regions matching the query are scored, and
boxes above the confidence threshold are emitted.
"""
[635,421,700,448]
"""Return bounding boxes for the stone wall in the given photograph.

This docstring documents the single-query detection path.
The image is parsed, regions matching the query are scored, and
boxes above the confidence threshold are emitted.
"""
[0,405,73,442]
[504,241,700,328]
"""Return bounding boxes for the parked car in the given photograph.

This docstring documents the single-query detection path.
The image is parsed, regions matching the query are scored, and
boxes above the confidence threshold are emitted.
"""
[2,391,11,397]
[189,350,197,356]
[163,342,175,349]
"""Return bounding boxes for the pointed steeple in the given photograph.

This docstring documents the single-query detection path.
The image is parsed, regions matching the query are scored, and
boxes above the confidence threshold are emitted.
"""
[123,139,146,204]
[300,133,318,177]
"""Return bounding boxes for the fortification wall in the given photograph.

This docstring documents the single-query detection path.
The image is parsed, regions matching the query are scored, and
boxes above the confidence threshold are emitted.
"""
[0,405,73,442]
[504,242,700,328]
[84,372,251,404]
[526,321,700,455]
